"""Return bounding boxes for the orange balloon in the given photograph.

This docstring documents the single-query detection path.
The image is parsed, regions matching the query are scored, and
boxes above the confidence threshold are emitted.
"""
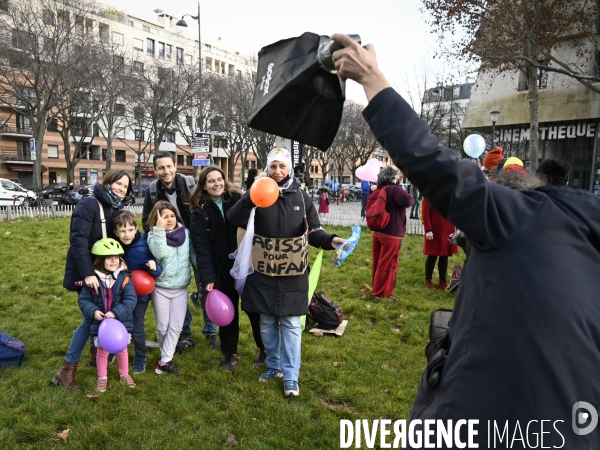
[250,177,279,208]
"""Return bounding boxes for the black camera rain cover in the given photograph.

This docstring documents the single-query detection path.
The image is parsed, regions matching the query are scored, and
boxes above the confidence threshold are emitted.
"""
[247,32,345,151]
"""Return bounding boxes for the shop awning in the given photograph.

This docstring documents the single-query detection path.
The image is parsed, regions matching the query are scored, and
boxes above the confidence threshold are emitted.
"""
[6,164,48,172]
[141,171,155,177]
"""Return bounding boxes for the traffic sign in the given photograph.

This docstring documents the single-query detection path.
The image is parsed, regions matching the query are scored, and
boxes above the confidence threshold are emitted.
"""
[193,153,208,159]
[29,138,36,161]
[194,132,214,139]
[192,159,211,166]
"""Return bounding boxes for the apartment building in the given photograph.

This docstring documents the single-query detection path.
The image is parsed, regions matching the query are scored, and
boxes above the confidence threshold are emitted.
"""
[0,1,257,190]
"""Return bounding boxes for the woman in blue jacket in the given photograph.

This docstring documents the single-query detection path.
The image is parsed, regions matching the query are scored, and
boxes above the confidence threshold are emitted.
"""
[53,169,132,391]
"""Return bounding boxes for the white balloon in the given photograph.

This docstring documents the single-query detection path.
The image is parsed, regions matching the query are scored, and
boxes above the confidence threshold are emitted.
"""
[463,134,486,158]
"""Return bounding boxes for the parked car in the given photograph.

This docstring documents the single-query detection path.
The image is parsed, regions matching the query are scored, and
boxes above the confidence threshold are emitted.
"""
[133,184,149,196]
[56,190,83,206]
[41,182,68,199]
[0,178,35,207]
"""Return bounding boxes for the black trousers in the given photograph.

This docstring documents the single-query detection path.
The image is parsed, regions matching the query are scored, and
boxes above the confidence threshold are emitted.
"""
[425,255,449,281]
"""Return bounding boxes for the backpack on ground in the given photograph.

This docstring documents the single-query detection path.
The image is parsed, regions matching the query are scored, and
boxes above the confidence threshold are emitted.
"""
[308,291,343,330]
[366,186,390,231]
[0,333,25,367]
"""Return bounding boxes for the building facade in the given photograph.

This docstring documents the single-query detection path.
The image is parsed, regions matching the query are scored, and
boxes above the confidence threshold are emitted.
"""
[462,43,600,192]
[0,1,257,190]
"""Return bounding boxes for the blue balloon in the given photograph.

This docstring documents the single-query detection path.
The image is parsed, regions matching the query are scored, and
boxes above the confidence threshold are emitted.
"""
[463,134,486,158]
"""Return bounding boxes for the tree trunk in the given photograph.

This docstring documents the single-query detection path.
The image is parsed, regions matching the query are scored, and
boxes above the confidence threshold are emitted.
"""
[32,127,45,191]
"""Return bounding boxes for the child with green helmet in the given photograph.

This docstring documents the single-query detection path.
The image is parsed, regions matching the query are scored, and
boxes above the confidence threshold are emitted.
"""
[77,237,138,392]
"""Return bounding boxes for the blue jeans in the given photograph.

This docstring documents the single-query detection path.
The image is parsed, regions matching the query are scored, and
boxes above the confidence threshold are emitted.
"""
[132,301,149,364]
[259,314,302,382]
[410,196,420,217]
[64,316,92,364]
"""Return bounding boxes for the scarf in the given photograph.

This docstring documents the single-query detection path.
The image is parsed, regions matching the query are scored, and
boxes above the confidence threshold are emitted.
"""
[274,174,294,193]
[105,185,124,209]
[166,224,187,247]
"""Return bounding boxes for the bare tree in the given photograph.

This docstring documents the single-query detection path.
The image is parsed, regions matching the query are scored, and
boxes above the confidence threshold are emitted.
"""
[342,101,380,178]
[50,72,102,184]
[83,34,139,171]
[422,0,600,171]
[211,74,255,182]
[0,0,98,189]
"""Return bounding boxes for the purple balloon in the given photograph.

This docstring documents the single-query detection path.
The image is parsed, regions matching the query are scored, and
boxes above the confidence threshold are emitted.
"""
[205,289,235,326]
[98,318,129,353]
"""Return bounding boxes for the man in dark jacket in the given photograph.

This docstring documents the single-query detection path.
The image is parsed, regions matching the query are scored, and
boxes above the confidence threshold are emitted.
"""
[141,152,216,349]
[331,33,600,448]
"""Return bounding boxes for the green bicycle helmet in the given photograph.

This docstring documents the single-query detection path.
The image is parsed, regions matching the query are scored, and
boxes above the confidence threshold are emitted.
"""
[91,238,124,257]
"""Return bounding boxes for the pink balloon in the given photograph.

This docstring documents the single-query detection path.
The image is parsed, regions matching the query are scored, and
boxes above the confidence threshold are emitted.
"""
[355,158,381,183]
[205,289,235,326]
[98,318,128,353]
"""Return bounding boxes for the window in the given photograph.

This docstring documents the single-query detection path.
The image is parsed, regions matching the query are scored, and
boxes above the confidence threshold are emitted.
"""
[133,61,144,74]
[48,144,59,158]
[146,38,155,56]
[16,113,30,133]
[115,150,126,162]
[133,38,143,51]
[134,129,144,141]
[176,47,184,65]
[113,55,124,72]
[112,32,124,46]
[134,107,144,122]
[245,160,256,169]
[166,44,172,60]
[165,132,175,143]
[43,37,55,53]
[42,10,55,26]
[17,141,29,159]
[177,155,183,165]
[114,103,125,116]
[186,115,192,127]
[158,42,165,59]
[453,86,461,98]
[0,0,8,12]
[186,155,193,166]
[47,118,58,132]
[12,29,34,51]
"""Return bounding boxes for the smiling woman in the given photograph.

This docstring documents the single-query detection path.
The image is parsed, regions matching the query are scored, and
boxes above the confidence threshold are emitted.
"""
[188,166,262,372]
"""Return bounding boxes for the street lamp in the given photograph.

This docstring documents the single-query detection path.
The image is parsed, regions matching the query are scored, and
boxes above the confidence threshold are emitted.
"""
[176,2,202,177]
[490,110,500,146]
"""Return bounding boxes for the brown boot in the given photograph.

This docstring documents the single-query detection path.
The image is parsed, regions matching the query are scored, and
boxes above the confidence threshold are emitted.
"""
[88,347,97,367]
[425,279,436,290]
[51,362,81,391]
[439,280,448,290]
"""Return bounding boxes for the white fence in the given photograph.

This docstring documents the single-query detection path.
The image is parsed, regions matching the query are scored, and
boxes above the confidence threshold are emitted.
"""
[0,205,425,235]
[0,204,143,221]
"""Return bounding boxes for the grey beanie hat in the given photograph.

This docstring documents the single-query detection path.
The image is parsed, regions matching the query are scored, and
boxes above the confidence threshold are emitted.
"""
[378,166,398,185]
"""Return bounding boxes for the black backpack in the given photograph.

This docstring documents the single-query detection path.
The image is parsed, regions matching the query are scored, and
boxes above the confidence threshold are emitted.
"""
[309,291,343,330]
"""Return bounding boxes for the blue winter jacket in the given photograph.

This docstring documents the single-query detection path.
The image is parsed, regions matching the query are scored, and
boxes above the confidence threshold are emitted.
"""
[123,232,162,303]
[147,226,196,290]
[77,270,137,335]
[63,183,124,291]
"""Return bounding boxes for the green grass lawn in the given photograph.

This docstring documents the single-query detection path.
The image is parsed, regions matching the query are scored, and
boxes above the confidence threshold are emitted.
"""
[0,217,464,449]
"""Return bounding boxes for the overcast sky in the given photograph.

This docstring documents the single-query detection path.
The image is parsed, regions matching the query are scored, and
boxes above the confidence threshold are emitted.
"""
[100,0,443,103]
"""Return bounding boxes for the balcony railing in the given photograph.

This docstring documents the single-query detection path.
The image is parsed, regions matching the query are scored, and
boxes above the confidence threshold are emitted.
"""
[1,124,33,136]
[2,150,32,162]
